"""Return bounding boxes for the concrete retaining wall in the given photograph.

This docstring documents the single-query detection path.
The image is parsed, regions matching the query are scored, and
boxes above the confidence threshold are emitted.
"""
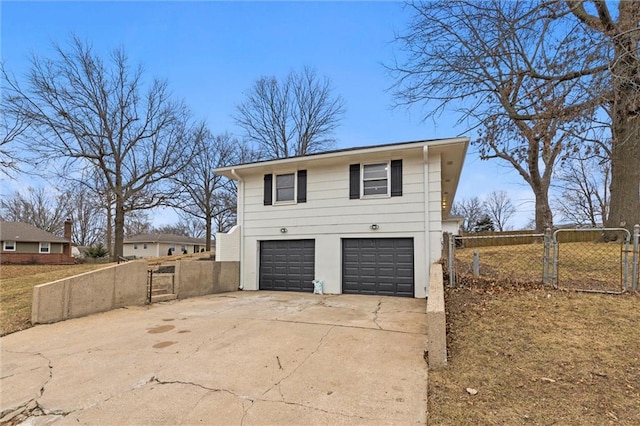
[426,263,447,369]
[175,260,240,299]
[32,260,148,325]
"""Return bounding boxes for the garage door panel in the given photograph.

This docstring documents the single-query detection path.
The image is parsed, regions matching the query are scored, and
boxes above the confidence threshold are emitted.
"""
[342,238,414,297]
[260,240,315,292]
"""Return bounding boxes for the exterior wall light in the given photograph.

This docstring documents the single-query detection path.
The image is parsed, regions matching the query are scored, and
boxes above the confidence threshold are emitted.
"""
[370,224,379,230]
[280,227,288,233]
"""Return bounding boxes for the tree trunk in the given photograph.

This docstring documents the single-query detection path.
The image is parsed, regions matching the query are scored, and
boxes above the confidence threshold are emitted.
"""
[606,118,640,231]
[533,187,553,232]
[205,216,212,252]
[105,194,113,256]
[605,4,640,232]
[112,192,125,262]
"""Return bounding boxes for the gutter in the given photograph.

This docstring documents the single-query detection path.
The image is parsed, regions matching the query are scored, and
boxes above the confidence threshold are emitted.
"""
[231,168,245,290]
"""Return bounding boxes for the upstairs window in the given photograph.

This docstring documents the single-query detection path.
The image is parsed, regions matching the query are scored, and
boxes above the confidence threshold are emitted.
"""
[3,241,16,251]
[39,242,50,253]
[350,160,402,199]
[362,163,389,196]
[276,173,295,202]
[264,170,307,205]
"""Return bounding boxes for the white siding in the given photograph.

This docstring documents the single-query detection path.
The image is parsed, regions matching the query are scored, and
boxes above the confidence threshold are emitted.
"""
[236,150,440,298]
[242,155,426,237]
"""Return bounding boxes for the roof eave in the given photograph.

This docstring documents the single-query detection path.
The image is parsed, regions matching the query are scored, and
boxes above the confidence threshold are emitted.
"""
[214,137,469,179]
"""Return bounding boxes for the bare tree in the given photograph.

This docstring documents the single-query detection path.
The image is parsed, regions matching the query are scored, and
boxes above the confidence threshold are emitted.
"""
[554,154,610,227]
[124,210,152,238]
[391,1,603,231]
[450,196,486,233]
[68,187,106,246]
[170,128,251,250]
[235,67,345,159]
[175,215,206,239]
[0,90,29,177]
[483,190,516,232]
[2,37,198,260]
[0,186,71,235]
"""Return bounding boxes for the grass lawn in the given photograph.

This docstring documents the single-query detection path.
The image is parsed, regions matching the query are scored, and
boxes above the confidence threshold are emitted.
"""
[429,285,640,424]
[0,263,115,336]
[0,252,210,336]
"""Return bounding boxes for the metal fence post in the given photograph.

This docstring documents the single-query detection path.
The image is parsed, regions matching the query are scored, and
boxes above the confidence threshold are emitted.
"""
[472,251,480,277]
[633,224,639,292]
[448,233,456,287]
[543,228,551,286]
[551,230,559,289]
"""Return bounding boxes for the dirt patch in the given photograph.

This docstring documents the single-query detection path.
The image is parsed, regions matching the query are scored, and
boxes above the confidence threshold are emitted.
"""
[428,285,640,424]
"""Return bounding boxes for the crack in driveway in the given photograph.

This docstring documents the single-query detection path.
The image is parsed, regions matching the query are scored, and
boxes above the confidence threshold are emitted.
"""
[261,325,335,398]
[0,351,60,423]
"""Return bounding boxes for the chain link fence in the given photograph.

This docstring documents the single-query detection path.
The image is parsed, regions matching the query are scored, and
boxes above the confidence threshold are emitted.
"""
[443,225,639,294]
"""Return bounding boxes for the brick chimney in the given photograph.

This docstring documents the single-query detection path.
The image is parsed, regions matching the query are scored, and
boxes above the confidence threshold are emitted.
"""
[63,219,72,257]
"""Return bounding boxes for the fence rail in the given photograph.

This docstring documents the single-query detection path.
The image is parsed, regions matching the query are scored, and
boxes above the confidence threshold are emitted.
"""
[444,225,639,293]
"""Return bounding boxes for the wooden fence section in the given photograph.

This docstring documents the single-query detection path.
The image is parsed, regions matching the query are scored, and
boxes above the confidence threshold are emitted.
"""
[457,229,606,248]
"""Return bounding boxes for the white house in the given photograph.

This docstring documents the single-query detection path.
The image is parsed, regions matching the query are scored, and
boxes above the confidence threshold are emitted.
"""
[123,233,207,258]
[214,138,468,298]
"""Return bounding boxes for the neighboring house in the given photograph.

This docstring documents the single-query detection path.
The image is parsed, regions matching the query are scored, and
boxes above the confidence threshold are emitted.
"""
[123,233,208,258]
[214,138,468,298]
[0,220,74,264]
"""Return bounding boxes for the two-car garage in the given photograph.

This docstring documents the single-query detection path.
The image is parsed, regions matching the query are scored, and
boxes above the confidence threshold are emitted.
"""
[259,238,414,297]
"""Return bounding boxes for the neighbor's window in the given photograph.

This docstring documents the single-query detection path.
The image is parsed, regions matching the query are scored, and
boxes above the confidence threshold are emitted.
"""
[3,241,16,251]
[143,243,148,249]
[362,162,389,196]
[39,242,50,253]
[134,244,138,250]
[275,173,295,202]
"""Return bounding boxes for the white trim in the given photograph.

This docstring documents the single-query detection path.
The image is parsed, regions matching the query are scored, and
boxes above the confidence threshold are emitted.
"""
[39,241,50,253]
[3,241,16,251]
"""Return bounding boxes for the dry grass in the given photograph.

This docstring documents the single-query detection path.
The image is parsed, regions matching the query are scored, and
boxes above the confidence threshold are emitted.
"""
[0,252,212,336]
[454,241,630,292]
[0,263,115,335]
[429,286,640,425]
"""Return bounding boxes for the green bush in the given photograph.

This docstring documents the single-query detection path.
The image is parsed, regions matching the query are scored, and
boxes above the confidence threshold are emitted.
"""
[84,244,109,259]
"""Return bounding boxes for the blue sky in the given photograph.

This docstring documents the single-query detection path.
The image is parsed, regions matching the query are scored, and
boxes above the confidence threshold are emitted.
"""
[1,1,535,228]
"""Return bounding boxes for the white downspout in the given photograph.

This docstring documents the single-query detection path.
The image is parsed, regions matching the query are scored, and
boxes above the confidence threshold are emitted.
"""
[231,168,245,290]
[423,146,430,298]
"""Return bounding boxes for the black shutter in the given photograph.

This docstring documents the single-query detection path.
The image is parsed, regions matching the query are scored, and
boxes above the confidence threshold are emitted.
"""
[264,174,273,205]
[391,160,403,197]
[297,170,307,203]
[349,164,360,199]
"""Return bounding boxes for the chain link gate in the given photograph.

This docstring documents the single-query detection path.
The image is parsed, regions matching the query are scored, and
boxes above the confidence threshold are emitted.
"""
[444,224,639,293]
[551,228,631,294]
[446,232,547,286]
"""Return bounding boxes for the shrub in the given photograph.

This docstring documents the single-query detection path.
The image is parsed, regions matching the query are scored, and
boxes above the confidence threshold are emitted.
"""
[84,244,109,259]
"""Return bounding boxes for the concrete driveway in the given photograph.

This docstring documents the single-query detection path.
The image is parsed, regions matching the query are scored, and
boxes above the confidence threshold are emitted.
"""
[1,291,428,425]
